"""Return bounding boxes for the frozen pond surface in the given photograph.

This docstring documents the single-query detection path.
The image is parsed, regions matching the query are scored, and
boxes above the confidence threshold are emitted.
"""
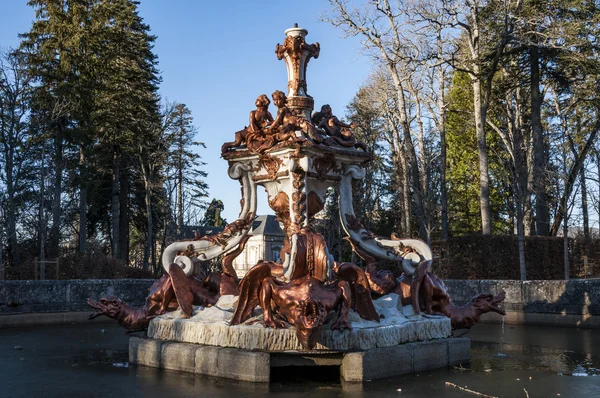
[1,322,599,397]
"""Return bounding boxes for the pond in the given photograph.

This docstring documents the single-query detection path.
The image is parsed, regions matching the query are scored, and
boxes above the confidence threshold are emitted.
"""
[1,322,598,397]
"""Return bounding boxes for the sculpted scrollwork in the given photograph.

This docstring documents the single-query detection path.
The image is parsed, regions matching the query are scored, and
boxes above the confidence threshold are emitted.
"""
[313,153,341,180]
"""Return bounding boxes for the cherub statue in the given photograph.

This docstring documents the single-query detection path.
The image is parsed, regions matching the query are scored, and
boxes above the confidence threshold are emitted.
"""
[268,90,322,144]
[221,94,274,153]
[312,104,366,151]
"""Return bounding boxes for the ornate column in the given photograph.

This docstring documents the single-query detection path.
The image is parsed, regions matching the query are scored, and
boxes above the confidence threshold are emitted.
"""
[275,23,320,119]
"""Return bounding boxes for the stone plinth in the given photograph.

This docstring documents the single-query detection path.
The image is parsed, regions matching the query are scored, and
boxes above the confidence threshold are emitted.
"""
[132,293,464,383]
[129,336,470,382]
[147,294,452,352]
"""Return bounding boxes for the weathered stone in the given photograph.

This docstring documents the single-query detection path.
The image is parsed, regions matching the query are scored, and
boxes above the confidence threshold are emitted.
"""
[148,301,452,352]
[340,352,366,382]
[195,346,270,382]
[194,346,221,376]
[129,337,162,368]
[341,343,413,382]
[444,280,481,302]
[411,340,448,372]
[480,279,523,303]
[448,337,470,365]
[0,279,152,315]
[161,341,199,373]
[0,311,112,328]
[523,280,567,305]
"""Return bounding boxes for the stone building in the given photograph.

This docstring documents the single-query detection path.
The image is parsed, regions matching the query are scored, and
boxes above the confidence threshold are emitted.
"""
[232,215,285,278]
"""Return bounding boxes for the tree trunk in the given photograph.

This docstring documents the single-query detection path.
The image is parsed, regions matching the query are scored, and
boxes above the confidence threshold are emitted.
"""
[516,200,526,281]
[563,215,570,280]
[531,46,549,235]
[438,57,449,240]
[6,146,17,267]
[143,166,152,272]
[597,151,600,225]
[177,155,183,237]
[410,84,430,244]
[119,158,130,262]
[472,76,492,234]
[397,150,411,237]
[48,136,62,259]
[78,146,87,252]
[177,120,184,237]
[550,125,598,236]
[111,146,120,258]
[524,134,535,236]
[0,226,3,280]
[580,164,589,239]
[39,144,46,280]
[390,73,427,240]
[151,226,157,273]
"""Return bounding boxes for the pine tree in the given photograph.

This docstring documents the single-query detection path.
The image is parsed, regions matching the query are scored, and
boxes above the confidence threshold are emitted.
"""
[92,0,161,261]
[19,0,106,261]
[167,103,208,236]
[0,50,36,269]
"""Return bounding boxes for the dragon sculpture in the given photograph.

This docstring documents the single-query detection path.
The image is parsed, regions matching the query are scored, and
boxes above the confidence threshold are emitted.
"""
[345,236,506,329]
[410,261,506,329]
[231,231,379,349]
[88,263,238,331]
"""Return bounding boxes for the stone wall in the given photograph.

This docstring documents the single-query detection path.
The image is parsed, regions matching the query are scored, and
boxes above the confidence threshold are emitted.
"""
[0,279,154,314]
[444,279,600,329]
[1,279,598,329]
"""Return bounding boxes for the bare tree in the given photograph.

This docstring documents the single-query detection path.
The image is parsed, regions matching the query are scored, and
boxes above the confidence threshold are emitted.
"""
[485,61,530,279]
[324,0,442,241]
[438,0,522,234]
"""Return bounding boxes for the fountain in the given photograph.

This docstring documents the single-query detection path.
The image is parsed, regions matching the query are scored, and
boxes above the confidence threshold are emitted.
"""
[88,25,505,382]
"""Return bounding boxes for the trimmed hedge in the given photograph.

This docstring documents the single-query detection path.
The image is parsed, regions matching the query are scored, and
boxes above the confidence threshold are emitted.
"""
[4,252,153,280]
[432,235,598,280]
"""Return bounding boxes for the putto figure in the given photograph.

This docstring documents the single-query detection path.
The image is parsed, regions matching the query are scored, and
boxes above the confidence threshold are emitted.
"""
[313,104,366,151]
[268,90,322,144]
[221,94,274,153]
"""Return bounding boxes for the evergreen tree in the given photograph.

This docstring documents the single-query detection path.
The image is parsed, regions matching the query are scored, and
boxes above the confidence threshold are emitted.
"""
[0,50,36,268]
[166,103,208,236]
[92,0,161,261]
[19,0,96,260]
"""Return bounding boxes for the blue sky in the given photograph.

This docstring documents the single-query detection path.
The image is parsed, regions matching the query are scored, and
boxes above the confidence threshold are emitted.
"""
[0,0,373,222]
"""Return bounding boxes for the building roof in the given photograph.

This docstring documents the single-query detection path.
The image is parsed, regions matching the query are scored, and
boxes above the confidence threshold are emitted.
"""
[250,215,285,236]
[182,215,284,239]
[181,225,224,239]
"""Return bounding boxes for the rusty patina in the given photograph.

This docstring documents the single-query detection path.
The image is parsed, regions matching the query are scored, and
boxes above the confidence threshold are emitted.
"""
[88,264,238,331]
[231,244,379,349]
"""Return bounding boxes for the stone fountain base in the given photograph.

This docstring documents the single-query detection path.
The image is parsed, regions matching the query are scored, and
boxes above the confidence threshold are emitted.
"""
[129,336,470,382]
[147,294,452,351]
[129,294,470,382]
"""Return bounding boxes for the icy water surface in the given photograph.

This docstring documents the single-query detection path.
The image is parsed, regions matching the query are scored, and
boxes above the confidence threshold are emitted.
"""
[0,322,598,397]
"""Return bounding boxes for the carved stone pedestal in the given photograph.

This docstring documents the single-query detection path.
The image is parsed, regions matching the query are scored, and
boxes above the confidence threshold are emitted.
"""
[129,336,470,383]
[128,293,468,382]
